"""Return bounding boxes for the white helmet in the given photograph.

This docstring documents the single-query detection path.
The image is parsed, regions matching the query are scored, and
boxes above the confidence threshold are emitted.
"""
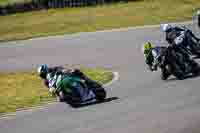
[160,24,172,32]
[37,64,49,79]
[37,66,42,74]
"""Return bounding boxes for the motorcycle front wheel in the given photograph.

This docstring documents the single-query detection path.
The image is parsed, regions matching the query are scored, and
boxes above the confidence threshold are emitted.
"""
[92,87,106,101]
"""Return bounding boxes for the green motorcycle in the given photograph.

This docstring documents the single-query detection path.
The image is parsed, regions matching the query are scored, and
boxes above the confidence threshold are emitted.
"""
[55,74,107,107]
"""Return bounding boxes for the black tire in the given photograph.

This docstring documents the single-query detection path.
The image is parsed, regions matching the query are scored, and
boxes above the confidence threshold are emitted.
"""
[173,65,185,80]
[161,67,171,80]
[190,61,200,76]
[92,87,106,101]
[161,73,169,80]
[174,71,185,80]
[169,63,185,80]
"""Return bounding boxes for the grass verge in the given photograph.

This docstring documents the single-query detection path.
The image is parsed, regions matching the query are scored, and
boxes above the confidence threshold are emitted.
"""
[0,68,113,114]
[0,0,200,42]
[0,0,31,6]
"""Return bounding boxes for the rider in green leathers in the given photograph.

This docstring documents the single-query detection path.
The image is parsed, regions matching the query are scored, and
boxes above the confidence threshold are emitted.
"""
[37,64,95,102]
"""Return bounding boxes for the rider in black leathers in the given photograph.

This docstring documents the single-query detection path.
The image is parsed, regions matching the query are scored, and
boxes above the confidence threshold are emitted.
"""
[142,42,199,80]
[161,23,200,56]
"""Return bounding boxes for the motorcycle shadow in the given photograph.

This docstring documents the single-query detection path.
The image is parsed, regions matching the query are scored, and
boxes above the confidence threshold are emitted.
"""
[66,97,119,108]
[166,73,200,81]
[183,74,200,79]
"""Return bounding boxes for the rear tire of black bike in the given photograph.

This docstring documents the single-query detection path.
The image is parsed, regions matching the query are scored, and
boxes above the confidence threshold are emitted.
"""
[161,67,171,80]
[174,71,185,80]
[170,63,185,80]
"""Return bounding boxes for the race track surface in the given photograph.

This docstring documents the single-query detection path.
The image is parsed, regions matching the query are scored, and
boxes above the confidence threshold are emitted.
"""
[1,23,200,133]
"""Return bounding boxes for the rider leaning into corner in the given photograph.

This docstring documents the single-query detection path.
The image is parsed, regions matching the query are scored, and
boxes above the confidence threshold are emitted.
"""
[160,23,200,56]
[160,23,200,70]
[37,64,97,102]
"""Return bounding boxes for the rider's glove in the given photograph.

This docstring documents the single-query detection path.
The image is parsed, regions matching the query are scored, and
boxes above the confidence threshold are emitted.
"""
[174,36,183,45]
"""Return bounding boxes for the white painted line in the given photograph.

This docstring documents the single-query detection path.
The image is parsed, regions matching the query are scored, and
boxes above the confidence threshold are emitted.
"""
[103,71,120,87]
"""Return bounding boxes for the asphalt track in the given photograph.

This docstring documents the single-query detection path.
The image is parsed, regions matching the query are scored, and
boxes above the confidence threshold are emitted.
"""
[1,22,200,133]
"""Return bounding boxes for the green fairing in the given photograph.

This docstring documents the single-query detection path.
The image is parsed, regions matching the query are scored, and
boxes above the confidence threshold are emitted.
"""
[56,75,83,93]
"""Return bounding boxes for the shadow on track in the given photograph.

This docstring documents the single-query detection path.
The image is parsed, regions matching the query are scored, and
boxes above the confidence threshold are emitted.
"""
[67,97,119,108]
[165,74,200,82]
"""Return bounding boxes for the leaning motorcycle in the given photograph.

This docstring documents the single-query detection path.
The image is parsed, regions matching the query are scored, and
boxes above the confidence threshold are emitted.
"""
[56,77,106,107]
[158,46,200,80]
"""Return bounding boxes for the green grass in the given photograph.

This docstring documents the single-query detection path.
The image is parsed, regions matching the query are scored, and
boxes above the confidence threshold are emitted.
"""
[0,0,200,42]
[0,0,31,6]
[0,68,113,114]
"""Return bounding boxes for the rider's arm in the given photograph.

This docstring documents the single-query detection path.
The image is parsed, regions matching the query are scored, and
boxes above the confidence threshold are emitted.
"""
[174,26,185,31]
[174,36,184,45]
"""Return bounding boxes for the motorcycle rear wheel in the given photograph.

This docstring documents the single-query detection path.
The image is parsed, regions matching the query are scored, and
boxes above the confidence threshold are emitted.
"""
[168,63,185,80]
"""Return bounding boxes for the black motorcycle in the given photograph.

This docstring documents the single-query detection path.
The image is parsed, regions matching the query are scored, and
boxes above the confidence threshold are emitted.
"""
[158,46,200,80]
